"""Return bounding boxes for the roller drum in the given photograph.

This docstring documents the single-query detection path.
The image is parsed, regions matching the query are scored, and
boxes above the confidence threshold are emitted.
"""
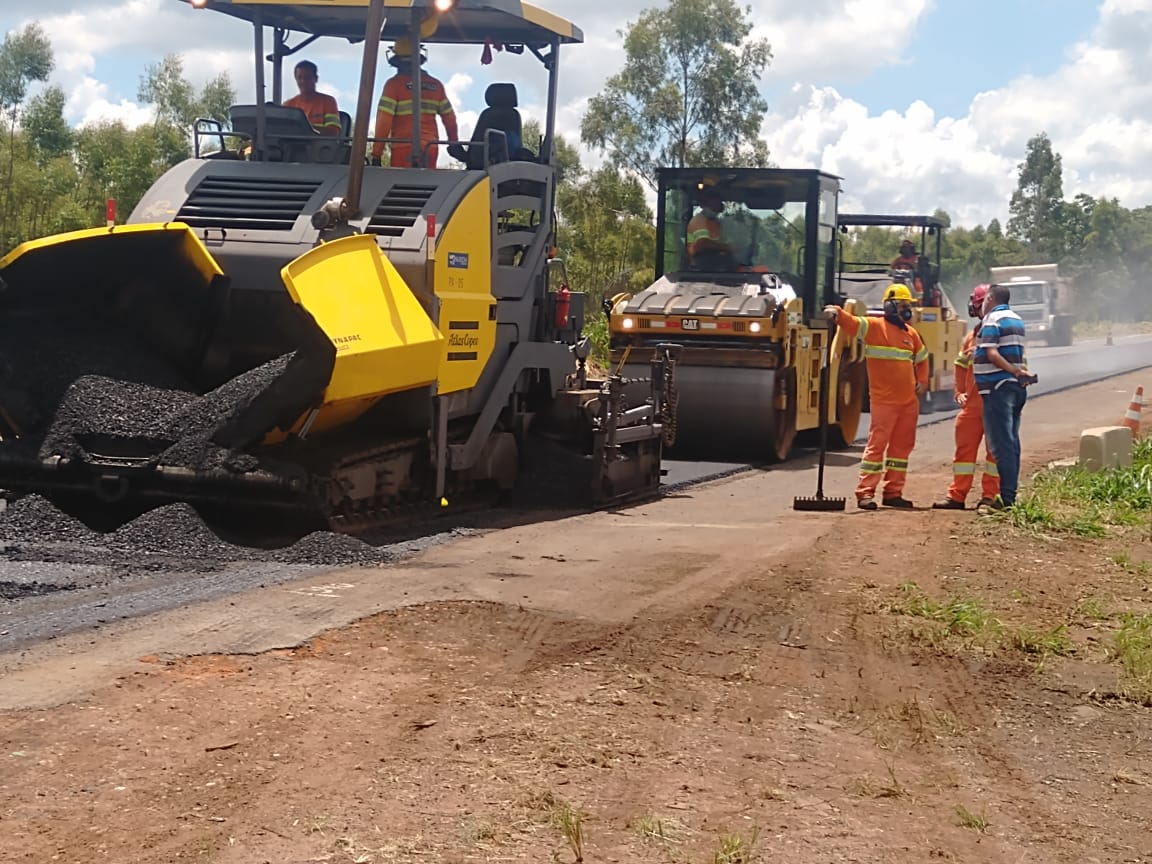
[622,363,778,459]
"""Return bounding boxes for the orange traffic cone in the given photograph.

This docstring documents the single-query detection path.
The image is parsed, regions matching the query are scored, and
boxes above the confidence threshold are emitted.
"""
[1120,386,1143,437]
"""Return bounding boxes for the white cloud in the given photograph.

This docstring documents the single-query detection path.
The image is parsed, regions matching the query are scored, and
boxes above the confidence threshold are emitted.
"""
[763,86,1017,226]
[751,0,931,81]
[67,77,152,128]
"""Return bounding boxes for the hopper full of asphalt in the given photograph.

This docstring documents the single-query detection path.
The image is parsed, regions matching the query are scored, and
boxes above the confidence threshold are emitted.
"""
[0,312,301,503]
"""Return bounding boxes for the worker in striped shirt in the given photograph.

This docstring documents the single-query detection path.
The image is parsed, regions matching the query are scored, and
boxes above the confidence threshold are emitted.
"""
[284,61,341,136]
[973,283,1033,509]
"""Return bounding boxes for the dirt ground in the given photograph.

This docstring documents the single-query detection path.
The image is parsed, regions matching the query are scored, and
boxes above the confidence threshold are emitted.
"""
[2,376,1152,864]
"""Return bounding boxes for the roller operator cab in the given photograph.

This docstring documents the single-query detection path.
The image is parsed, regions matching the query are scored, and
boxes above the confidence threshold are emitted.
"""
[0,0,676,531]
[836,213,967,414]
[607,167,865,462]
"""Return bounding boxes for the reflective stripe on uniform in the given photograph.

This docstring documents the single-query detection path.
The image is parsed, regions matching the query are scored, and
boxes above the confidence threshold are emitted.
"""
[954,354,972,368]
[984,462,999,477]
[863,345,915,362]
[383,100,449,117]
[914,346,928,363]
[884,457,909,473]
[860,459,883,475]
[953,461,976,475]
[322,113,340,128]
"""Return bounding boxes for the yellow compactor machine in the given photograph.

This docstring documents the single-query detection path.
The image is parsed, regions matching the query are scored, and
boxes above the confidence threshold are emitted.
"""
[0,0,675,531]
[607,167,865,461]
[836,213,966,413]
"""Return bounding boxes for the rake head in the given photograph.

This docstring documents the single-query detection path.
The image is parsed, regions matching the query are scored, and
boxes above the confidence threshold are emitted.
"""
[792,493,847,512]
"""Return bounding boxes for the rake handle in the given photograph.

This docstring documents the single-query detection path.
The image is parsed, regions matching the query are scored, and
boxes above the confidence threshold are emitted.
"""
[815,317,836,497]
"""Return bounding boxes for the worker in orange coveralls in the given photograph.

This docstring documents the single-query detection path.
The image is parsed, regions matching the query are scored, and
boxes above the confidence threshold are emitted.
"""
[824,284,929,510]
[890,238,925,296]
[932,284,1000,510]
[371,39,459,168]
[890,238,919,270]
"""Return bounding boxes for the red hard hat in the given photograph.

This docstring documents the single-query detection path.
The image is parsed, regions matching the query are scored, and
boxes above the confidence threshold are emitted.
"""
[970,283,990,304]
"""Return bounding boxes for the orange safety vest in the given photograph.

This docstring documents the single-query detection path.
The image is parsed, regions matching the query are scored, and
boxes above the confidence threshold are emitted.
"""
[284,92,341,134]
[953,329,982,405]
[686,213,722,259]
[836,308,929,405]
[372,72,457,166]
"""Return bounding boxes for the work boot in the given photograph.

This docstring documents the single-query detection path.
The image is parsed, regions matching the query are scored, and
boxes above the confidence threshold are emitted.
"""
[882,496,914,508]
[977,496,1005,512]
[857,497,877,511]
[932,498,965,510]
[976,497,998,508]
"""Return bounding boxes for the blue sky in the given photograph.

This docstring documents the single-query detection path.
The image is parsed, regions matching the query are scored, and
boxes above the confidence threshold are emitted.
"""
[3,1,1151,227]
[841,0,1100,118]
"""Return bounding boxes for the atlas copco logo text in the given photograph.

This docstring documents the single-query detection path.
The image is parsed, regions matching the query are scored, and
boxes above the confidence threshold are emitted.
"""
[449,332,479,348]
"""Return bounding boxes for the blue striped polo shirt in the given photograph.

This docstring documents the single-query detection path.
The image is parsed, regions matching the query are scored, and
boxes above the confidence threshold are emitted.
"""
[974,304,1027,393]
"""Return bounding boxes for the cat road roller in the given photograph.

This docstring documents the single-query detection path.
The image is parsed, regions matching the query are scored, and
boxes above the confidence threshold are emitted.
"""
[0,0,676,532]
[606,167,865,461]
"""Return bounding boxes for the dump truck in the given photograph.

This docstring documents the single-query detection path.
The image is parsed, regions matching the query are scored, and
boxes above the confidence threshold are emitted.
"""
[988,264,1074,346]
[605,167,866,461]
[0,0,676,533]
[836,214,966,413]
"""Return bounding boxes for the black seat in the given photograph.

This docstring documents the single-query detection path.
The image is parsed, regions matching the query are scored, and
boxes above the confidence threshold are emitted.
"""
[338,111,352,138]
[228,104,342,164]
[463,83,526,170]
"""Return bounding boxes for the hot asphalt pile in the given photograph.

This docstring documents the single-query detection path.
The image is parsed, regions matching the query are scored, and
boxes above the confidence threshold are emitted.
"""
[0,494,400,568]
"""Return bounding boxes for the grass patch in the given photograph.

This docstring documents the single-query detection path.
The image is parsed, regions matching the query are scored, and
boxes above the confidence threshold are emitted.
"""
[1007,624,1073,656]
[550,802,585,862]
[954,804,990,833]
[1077,596,1113,621]
[710,827,761,864]
[631,813,688,846]
[1110,612,1152,704]
[998,438,1152,536]
[462,818,499,844]
[851,761,908,799]
[520,789,587,861]
[891,583,1000,639]
[890,583,1073,659]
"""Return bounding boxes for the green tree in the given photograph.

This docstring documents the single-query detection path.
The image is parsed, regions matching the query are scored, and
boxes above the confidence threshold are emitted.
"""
[1007,132,1067,258]
[557,164,655,305]
[73,120,170,225]
[138,54,234,165]
[23,85,71,162]
[581,0,771,187]
[523,117,580,184]
[0,22,53,249]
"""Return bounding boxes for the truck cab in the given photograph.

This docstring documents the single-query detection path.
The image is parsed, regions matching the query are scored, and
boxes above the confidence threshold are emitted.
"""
[988,265,1074,346]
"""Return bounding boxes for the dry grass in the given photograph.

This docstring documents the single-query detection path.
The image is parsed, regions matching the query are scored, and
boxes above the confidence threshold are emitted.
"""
[954,804,990,833]
[710,827,761,864]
